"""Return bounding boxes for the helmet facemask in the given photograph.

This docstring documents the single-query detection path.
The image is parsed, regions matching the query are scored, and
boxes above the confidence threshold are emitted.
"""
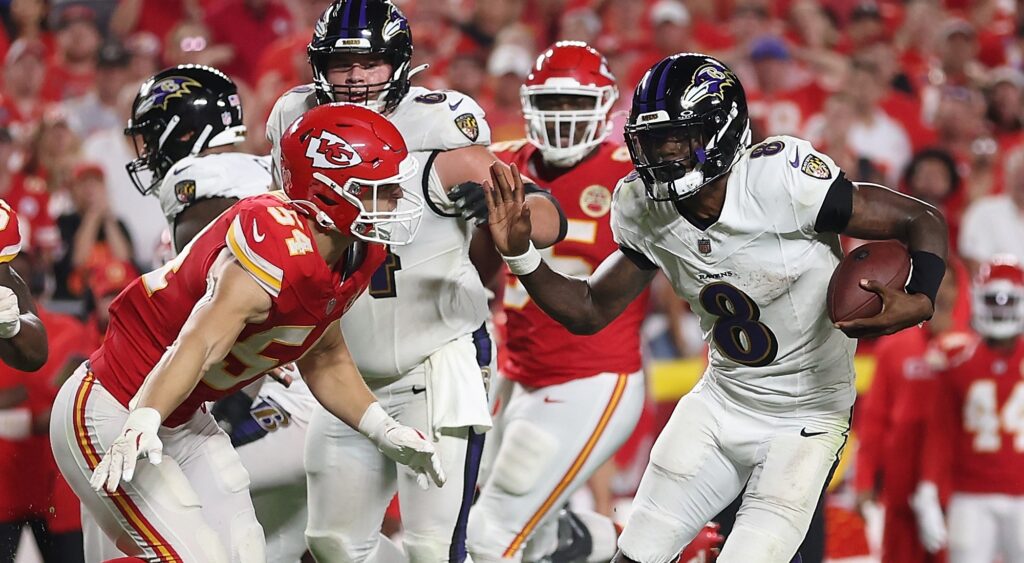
[301,154,423,245]
[522,84,617,167]
[972,279,1024,340]
[310,50,416,114]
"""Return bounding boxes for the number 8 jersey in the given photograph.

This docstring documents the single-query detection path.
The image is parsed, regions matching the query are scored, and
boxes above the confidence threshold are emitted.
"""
[612,135,857,415]
[89,193,385,427]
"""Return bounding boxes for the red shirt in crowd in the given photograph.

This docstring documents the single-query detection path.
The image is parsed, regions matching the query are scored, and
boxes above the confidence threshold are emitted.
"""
[205,0,293,85]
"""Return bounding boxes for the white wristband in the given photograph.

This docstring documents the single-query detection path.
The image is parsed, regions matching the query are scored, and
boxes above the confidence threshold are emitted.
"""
[502,242,542,276]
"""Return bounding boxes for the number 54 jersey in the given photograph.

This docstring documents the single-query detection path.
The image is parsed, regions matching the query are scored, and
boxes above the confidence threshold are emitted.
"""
[89,193,385,427]
[612,135,856,416]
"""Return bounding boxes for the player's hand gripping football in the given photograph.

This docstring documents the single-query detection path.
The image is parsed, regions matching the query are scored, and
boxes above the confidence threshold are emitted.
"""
[359,402,445,490]
[90,407,163,493]
[483,161,533,257]
[834,280,934,339]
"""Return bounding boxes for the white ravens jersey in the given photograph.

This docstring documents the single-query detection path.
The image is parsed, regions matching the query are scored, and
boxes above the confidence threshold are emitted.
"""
[157,152,273,224]
[612,135,856,415]
[159,151,316,418]
[266,85,492,377]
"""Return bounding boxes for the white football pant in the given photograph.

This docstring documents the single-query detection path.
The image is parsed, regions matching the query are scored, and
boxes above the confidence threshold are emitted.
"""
[467,370,644,563]
[50,364,265,563]
[618,379,849,563]
[948,492,1024,563]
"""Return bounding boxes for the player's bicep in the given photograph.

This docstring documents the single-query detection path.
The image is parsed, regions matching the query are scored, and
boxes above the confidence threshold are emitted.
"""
[434,145,537,190]
[841,182,945,242]
[589,250,658,320]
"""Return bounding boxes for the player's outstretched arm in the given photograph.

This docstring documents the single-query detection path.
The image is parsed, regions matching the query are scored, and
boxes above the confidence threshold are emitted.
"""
[436,145,566,248]
[298,325,446,489]
[485,162,656,335]
[0,264,46,372]
[835,183,948,338]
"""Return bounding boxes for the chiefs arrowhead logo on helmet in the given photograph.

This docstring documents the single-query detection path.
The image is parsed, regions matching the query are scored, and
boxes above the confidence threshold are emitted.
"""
[305,131,364,169]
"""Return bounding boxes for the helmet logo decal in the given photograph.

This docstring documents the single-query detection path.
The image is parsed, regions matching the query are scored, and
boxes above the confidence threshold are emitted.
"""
[680,63,734,109]
[381,6,408,42]
[137,76,203,116]
[305,130,363,169]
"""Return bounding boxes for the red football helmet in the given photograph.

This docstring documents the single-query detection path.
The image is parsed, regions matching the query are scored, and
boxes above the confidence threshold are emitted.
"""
[677,523,724,563]
[521,41,618,166]
[972,255,1024,339]
[280,102,422,245]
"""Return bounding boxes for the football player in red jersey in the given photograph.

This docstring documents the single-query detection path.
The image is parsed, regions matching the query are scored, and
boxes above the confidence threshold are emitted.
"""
[0,198,47,372]
[914,256,1024,562]
[48,103,442,563]
[466,41,649,563]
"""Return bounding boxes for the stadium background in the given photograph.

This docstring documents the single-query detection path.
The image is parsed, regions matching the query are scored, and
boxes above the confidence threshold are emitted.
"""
[1,0,1022,560]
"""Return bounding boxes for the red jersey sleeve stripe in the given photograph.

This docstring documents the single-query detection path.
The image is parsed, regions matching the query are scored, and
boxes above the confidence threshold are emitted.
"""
[226,216,283,297]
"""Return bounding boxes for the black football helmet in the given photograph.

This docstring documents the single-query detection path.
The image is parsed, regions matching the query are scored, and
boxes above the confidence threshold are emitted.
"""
[308,0,415,114]
[124,64,245,196]
[625,53,751,202]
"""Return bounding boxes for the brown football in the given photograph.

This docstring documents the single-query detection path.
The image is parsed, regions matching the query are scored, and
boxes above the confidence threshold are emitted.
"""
[827,241,912,323]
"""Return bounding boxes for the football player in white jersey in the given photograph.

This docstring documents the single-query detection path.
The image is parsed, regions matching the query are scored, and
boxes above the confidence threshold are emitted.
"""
[264,1,566,562]
[482,53,949,563]
[86,64,316,563]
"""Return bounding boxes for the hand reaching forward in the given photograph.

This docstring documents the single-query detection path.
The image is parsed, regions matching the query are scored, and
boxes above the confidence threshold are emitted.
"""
[90,408,163,494]
[483,161,533,257]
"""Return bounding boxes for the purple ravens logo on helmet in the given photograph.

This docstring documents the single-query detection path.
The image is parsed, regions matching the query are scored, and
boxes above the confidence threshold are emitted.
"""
[136,76,203,117]
[680,63,735,109]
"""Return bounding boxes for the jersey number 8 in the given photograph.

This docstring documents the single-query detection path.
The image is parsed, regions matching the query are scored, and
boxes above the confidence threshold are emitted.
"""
[698,282,779,367]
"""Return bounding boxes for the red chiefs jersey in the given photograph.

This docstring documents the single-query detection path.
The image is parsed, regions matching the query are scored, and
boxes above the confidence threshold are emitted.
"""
[923,333,1024,496]
[90,192,385,427]
[491,140,650,387]
[0,198,21,262]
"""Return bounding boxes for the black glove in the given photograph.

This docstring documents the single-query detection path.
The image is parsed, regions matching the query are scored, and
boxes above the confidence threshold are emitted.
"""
[449,181,489,225]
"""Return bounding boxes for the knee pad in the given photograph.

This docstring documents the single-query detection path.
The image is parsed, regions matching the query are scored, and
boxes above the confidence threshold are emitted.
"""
[404,532,451,563]
[617,504,693,563]
[205,435,252,494]
[194,525,232,563]
[491,419,559,495]
[467,505,509,561]
[230,510,266,563]
[647,398,716,480]
[306,529,380,563]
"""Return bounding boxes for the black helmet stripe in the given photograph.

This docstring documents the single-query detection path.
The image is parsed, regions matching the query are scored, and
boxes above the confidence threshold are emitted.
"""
[638,57,672,113]
[339,0,367,38]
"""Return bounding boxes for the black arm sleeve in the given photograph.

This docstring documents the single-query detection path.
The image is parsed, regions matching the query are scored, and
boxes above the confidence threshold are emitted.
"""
[618,246,659,271]
[524,182,568,244]
[813,172,854,234]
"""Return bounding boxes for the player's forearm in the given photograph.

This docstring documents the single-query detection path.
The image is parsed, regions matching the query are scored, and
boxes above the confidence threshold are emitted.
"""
[134,338,221,420]
[517,261,611,335]
[301,355,377,429]
[0,313,47,372]
[846,184,948,259]
[524,194,566,249]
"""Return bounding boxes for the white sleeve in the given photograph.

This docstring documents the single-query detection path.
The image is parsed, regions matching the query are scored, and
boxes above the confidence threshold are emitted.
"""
[773,136,846,234]
[401,91,492,151]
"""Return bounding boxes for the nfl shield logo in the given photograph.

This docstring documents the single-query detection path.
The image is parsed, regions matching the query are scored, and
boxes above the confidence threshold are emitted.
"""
[698,238,712,255]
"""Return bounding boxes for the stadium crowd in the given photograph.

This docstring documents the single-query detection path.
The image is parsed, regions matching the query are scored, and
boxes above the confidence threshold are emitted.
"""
[0,0,1022,561]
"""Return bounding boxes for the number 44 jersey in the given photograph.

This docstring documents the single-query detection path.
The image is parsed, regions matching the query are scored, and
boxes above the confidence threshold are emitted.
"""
[612,135,856,416]
[89,193,385,427]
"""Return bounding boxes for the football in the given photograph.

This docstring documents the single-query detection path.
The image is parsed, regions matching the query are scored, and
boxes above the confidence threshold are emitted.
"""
[827,241,912,323]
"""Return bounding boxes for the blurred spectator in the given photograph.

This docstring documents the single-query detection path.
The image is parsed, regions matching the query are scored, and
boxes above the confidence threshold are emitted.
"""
[841,56,912,185]
[80,84,164,267]
[446,49,488,101]
[804,91,857,172]
[902,148,965,248]
[5,0,54,58]
[83,258,135,335]
[958,150,1024,274]
[985,67,1024,148]
[162,19,234,69]
[0,125,60,258]
[205,0,293,85]
[253,0,331,112]
[856,41,936,151]
[557,6,601,46]
[53,163,133,299]
[844,2,887,52]
[624,1,694,90]
[123,31,161,85]
[23,109,82,198]
[483,41,532,142]
[0,252,88,563]
[42,5,102,101]
[854,263,962,563]
[108,0,202,44]
[0,38,50,141]
[63,41,132,139]
[746,35,827,139]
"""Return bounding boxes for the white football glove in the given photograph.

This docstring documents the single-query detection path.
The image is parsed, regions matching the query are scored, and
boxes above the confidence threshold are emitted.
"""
[358,402,446,490]
[90,407,163,494]
[910,481,948,553]
[0,285,21,339]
